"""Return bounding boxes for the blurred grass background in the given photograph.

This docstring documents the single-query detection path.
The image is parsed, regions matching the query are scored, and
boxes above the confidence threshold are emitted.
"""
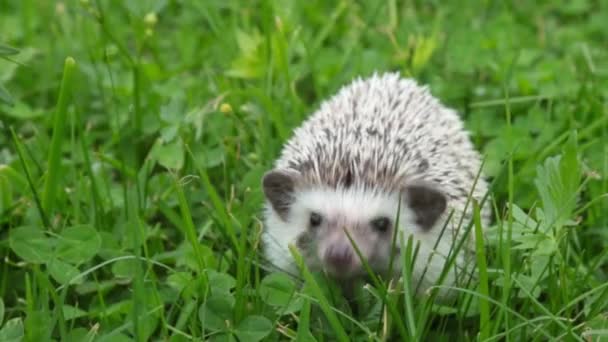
[0,0,607,341]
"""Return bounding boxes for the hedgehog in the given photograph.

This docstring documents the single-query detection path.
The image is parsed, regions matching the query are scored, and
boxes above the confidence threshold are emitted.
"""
[261,72,490,299]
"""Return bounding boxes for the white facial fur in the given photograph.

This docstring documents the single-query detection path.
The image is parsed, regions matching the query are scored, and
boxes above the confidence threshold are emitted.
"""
[262,185,472,298]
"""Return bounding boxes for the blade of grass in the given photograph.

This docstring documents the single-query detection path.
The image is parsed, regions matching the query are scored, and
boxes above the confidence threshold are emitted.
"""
[0,42,20,56]
[473,200,490,341]
[431,286,558,340]
[186,144,239,251]
[42,56,76,215]
[233,211,249,323]
[509,276,582,341]
[498,52,518,339]
[310,0,348,53]
[185,143,244,321]
[469,94,552,108]
[127,189,144,342]
[172,172,207,275]
[400,233,417,339]
[343,229,409,340]
[79,133,104,226]
[0,164,27,190]
[0,167,12,213]
[288,244,349,342]
[376,194,405,337]
[295,298,314,342]
[0,83,14,105]
[10,127,50,228]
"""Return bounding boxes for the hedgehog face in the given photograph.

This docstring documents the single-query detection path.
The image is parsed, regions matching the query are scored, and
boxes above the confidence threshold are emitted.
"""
[262,169,450,282]
[292,189,403,279]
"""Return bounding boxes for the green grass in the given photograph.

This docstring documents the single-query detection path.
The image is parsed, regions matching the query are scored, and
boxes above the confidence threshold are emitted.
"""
[1,0,607,341]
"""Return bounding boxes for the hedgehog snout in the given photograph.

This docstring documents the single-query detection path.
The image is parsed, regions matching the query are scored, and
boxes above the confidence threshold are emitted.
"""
[324,242,354,270]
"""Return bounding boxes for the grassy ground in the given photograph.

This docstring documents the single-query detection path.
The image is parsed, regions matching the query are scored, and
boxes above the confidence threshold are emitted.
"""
[1,0,607,341]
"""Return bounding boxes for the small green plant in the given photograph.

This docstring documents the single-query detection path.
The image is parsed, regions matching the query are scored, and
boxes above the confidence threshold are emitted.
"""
[0,298,24,341]
[0,43,19,105]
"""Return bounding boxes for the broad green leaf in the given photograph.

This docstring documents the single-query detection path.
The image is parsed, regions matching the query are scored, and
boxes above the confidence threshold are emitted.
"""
[234,315,273,342]
[93,300,132,319]
[169,334,190,342]
[0,47,35,83]
[431,304,459,315]
[0,318,24,342]
[411,32,440,74]
[239,165,265,192]
[149,139,184,170]
[177,243,219,272]
[64,328,91,341]
[1,102,44,119]
[514,274,542,299]
[159,96,185,125]
[0,165,27,191]
[511,233,556,255]
[48,258,83,285]
[209,333,237,342]
[0,175,10,219]
[195,146,224,169]
[235,28,262,53]
[96,332,133,342]
[0,298,4,325]
[529,255,551,283]
[24,310,53,341]
[75,279,121,296]
[0,43,19,56]
[167,272,193,293]
[97,231,122,260]
[534,133,581,231]
[0,83,13,105]
[206,269,235,294]
[198,294,234,332]
[62,305,87,320]
[513,233,548,249]
[510,203,537,227]
[158,123,179,142]
[128,314,159,342]
[184,103,215,141]
[9,226,54,264]
[259,273,302,313]
[225,29,264,79]
[55,225,101,264]
[111,259,137,280]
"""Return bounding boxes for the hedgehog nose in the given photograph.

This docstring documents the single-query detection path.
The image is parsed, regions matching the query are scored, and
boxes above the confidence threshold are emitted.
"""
[324,244,353,268]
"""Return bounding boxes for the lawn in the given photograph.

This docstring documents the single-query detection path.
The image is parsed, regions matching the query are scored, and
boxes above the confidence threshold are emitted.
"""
[1,0,607,341]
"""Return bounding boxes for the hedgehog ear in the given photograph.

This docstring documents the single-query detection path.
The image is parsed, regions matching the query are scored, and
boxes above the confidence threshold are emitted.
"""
[402,180,447,230]
[262,169,300,220]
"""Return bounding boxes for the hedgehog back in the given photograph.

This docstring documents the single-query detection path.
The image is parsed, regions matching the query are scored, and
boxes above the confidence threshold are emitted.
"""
[274,73,488,225]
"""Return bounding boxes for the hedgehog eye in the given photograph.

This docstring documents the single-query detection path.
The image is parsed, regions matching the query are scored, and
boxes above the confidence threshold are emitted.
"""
[309,212,323,228]
[370,217,391,233]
